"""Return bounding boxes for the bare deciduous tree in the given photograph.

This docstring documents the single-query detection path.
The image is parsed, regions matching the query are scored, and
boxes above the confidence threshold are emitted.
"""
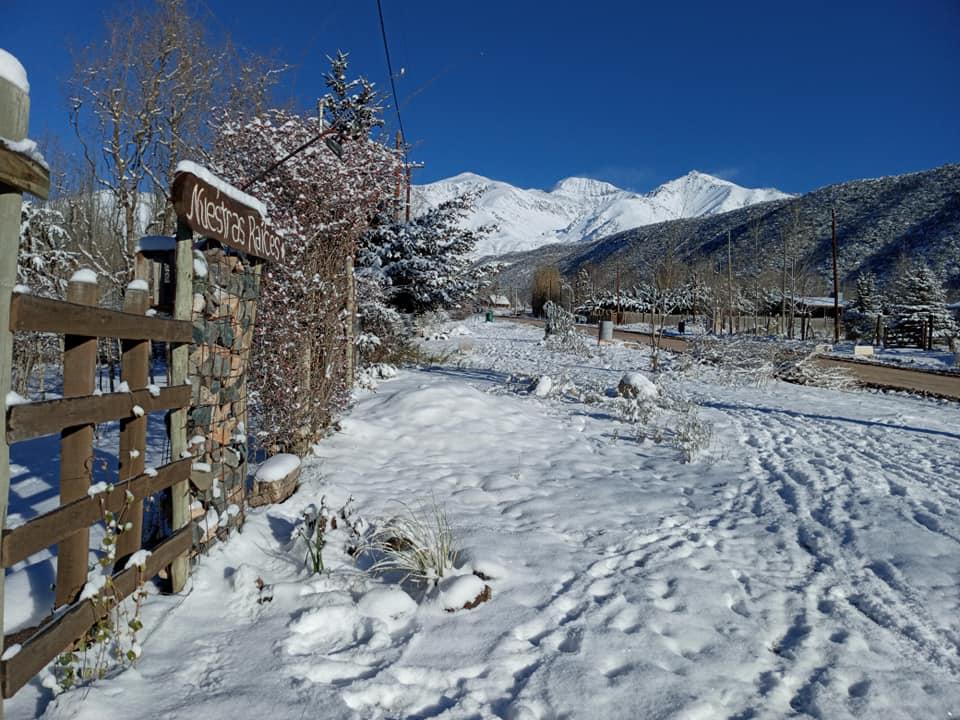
[68,0,282,291]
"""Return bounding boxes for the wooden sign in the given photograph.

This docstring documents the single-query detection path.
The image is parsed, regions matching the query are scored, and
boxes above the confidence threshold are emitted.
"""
[171,166,285,263]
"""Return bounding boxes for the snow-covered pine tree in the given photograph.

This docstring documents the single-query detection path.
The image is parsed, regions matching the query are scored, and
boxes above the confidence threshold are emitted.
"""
[887,261,955,344]
[845,272,883,341]
[358,194,489,315]
[573,268,592,310]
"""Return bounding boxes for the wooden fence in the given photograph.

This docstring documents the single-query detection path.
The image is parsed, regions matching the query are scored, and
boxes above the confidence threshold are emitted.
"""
[0,276,196,698]
[0,70,198,707]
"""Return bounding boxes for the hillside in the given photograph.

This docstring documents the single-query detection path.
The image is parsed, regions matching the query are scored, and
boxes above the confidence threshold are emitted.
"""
[489,163,960,297]
[413,171,791,258]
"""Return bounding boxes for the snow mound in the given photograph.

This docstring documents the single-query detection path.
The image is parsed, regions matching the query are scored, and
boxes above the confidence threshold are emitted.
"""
[69,268,98,285]
[5,391,28,408]
[465,556,509,580]
[255,454,301,483]
[618,372,658,400]
[439,573,488,611]
[357,587,417,629]
[533,375,553,397]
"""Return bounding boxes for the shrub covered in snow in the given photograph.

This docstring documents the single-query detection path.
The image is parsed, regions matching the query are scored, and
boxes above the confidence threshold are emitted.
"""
[687,334,856,391]
[212,53,403,454]
[543,301,588,355]
[362,498,458,587]
[617,372,658,400]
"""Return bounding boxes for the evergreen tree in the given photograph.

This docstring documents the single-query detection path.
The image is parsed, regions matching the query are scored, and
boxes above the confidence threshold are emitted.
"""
[845,272,883,340]
[573,268,592,309]
[888,261,955,341]
[358,193,489,314]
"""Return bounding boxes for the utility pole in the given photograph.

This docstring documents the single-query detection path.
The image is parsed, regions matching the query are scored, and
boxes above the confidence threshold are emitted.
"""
[780,230,788,336]
[395,130,403,222]
[615,261,621,324]
[405,165,412,222]
[727,229,734,336]
[831,208,841,344]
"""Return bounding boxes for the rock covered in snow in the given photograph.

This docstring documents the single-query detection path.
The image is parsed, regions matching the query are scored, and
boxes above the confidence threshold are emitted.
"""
[618,372,658,400]
[533,375,553,397]
[249,453,302,507]
[357,588,417,630]
[255,454,301,483]
[467,557,509,581]
[439,574,491,612]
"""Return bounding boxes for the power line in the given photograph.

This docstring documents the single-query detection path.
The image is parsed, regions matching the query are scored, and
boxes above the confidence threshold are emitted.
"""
[375,0,407,155]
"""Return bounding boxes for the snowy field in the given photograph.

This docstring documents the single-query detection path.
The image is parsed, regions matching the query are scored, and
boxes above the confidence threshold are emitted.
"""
[10,319,960,719]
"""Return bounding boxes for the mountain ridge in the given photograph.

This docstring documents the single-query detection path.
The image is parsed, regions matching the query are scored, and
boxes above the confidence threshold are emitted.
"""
[413,171,793,258]
[487,162,960,298]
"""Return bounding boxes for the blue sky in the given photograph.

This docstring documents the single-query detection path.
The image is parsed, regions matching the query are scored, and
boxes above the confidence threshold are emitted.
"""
[3,0,959,194]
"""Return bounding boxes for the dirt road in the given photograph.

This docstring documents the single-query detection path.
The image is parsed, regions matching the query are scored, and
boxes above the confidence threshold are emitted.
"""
[504,316,960,400]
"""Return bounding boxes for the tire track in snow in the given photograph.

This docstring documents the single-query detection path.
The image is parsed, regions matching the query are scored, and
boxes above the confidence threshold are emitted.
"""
[720,404,960,717]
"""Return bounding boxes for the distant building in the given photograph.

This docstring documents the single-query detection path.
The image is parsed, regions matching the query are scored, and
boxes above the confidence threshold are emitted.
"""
[796,296,849,318]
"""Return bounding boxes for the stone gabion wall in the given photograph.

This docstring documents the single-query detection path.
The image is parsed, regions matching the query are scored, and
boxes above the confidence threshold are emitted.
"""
[186,245,260,550]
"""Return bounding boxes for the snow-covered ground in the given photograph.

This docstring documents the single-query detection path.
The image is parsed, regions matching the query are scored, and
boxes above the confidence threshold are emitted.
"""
[10,319,960,719]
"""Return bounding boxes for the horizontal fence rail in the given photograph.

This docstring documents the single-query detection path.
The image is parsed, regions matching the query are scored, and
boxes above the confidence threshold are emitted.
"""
[9,292,192,343]
[2,458,192,567]
[5,385,191,443]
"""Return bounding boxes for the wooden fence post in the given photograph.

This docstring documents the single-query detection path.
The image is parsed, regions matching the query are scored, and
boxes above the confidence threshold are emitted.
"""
[55,274,100,607]
[0,61,31,718]
[169,219,193,592]
[115,283,149,562]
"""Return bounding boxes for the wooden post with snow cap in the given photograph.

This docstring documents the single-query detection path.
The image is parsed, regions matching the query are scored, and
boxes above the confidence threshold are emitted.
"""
[55,271,100,607]
[0,48,39,720]
[115,281,150,563]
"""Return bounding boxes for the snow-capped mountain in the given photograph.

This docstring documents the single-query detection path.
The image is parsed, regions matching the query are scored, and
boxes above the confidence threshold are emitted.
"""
[413,171,792,258]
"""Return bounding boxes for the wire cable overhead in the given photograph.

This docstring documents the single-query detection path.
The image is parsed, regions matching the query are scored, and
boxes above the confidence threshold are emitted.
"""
[376,0,407,155]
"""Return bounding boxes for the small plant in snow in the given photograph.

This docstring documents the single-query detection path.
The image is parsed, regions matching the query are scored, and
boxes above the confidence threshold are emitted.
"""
[55,485,149,691]
[670,400,714,463]
[299,500,328,574]
[362,498,458,587]
[296,496,364,574]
